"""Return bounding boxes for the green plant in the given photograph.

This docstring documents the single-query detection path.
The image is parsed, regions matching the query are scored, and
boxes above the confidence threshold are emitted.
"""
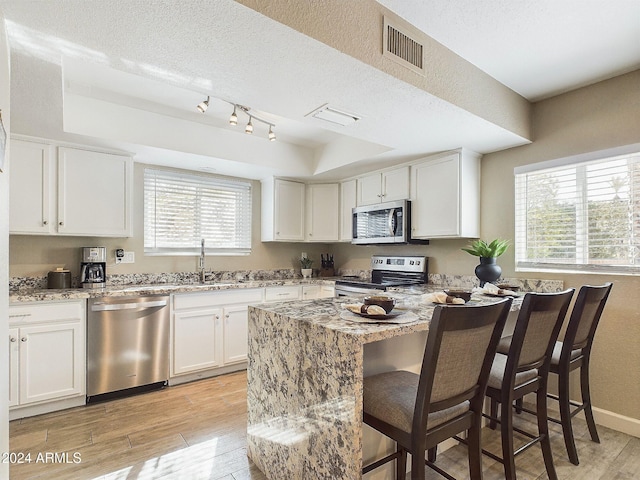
[300,257,313,269]
[462,238,510,258]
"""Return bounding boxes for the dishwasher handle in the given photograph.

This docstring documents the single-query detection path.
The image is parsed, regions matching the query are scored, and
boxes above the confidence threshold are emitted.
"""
[91,299,168,312]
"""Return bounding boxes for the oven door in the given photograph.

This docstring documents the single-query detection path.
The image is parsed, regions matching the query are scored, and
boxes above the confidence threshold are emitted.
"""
[352,200,408,245]
[334,283,386,297]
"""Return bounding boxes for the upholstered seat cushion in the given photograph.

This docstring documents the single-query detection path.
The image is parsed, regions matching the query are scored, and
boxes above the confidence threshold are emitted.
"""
[363,370,470,434]
[487,353,538,389]
[550,341,582,366]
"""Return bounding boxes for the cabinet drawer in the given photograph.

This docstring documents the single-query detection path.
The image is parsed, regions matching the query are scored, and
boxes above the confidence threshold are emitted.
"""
[9,301,84,325]
[174,288,263,310]
[264,286,301,302]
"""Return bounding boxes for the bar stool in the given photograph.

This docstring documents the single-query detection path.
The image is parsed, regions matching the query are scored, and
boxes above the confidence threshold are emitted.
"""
[525,283,612,465]
[484,289,574,480]
[362,298,512,480]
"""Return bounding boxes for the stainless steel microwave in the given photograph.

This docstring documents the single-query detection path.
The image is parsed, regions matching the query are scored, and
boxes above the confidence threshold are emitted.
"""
[352,199,411,245]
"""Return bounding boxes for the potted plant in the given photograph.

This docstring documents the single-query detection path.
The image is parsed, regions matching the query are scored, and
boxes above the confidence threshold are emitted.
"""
[462,239,510,286]
[300,257,313,278]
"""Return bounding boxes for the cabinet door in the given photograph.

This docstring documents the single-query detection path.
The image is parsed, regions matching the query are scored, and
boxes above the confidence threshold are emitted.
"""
[9,328,19,407]
[302,285,321,300]
[57,147,132,237]
[223,305,249,365]
[274,179,305,241]
[19,322,84,405]
[9,140,54,234]
[382,166,410,202]
[172,308,223,376]
[340,180,357,241]
[357,173,382,206]
[306,184,339,242]
[411,154,460,237]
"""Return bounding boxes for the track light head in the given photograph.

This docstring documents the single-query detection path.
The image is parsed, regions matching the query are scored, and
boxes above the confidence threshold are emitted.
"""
[268,126,276,141]
[229,106,238,126]
[245,116,253,134]
[197,96,210,113]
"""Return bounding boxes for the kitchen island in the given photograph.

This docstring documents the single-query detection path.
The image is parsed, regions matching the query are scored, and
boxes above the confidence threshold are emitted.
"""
[246,294,519,479]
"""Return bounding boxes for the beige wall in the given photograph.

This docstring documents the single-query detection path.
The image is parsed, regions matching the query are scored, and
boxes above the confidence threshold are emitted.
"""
[9,163,334,278]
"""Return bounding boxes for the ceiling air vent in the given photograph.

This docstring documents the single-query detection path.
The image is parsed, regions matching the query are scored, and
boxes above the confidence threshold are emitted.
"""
[383,16,425,75]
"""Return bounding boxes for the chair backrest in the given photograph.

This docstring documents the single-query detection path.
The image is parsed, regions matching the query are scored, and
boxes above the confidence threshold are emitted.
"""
[413,298,512,432]
[506,289,574,378]
[562,283,613,356]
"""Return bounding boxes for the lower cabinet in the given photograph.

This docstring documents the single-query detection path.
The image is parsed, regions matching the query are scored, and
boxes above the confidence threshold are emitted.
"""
[302,284,336,300]
[171,289,263,380]
[9,301,86,417]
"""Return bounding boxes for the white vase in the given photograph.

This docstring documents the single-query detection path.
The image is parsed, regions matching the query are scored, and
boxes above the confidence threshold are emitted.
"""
[301,268,312,278]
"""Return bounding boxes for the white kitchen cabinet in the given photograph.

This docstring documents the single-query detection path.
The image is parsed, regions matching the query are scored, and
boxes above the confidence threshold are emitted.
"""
[8,301,86,416]
[357,166,410,206]
[9,139,54,234]
[262,178,306,241]
[410,149,481,239]
[9,137,133,237]
[302,284,336,300]
[57,147,133,237]
[340,179,357,242]
[264,285,301,302]
[306,183,339,242]
[171,289,263,379]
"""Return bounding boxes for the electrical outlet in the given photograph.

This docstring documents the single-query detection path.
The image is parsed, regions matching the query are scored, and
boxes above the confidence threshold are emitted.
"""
[116,251,135,264]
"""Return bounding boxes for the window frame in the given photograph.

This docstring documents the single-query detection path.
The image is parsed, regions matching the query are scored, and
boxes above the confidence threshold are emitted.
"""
[514,143,640,276]
[143,167,253,256]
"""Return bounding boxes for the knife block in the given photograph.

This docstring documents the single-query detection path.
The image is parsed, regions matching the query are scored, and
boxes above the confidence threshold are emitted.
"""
[320,267,335,277]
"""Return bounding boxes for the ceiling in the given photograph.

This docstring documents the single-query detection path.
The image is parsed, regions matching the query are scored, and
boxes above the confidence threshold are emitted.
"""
[1,0,639,181]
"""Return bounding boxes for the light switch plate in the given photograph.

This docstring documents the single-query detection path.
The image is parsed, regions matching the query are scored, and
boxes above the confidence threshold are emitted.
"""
[116,251,135,264]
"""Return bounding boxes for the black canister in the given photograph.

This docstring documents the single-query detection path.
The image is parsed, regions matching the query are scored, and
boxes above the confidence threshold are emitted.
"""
[48,268,71,289]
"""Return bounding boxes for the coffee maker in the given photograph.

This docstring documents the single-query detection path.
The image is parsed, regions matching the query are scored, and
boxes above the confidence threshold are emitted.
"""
[80,247,106,289]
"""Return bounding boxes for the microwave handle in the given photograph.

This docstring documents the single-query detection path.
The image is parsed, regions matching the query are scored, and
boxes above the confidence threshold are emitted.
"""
[388,208,396,236]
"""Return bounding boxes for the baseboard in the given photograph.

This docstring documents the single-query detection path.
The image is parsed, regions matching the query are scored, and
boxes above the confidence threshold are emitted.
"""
[593,406,640,438]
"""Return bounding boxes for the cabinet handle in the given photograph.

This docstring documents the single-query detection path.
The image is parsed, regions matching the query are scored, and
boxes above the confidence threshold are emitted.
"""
[9,314,31,318]
[43,220,48,225]
[21,337,27,342]
[59,221,64,226]
[9,337,16,343]
[225,314,230,319]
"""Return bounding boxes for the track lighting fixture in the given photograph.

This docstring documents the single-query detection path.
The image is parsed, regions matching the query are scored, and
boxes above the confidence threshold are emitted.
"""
[196,96,210,113]
[196,95,276,141]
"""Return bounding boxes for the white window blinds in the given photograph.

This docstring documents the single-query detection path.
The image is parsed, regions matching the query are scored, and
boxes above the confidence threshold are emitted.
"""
[515,150,640,274]
[144,168,252,255]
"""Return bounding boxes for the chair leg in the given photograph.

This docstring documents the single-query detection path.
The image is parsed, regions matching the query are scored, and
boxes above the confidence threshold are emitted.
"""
[468,421,483,479]
[489,397,498,429]
[396,446,407,479]
[537,387,558,480]
[427,446,437,462]
[558,368,580,465]
[581,361,600,444]
[500,395,517,480]
[411,447,425,480]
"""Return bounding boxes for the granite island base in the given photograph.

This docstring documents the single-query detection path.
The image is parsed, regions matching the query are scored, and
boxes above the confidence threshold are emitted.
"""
[246,295,519,479]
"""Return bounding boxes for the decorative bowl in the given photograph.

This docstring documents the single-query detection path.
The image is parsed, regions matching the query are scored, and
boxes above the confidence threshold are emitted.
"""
[364,295,396,313]
[444,290,472,302]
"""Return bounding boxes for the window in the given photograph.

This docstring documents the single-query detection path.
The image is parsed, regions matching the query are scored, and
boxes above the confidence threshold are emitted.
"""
[515,146,640,274]
[144,168,252,255]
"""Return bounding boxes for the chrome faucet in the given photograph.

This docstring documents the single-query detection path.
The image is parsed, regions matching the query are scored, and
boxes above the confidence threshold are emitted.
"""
[199,238,206,283]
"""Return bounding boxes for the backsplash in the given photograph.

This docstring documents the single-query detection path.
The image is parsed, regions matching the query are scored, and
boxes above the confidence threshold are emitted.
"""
[10,269,563,293]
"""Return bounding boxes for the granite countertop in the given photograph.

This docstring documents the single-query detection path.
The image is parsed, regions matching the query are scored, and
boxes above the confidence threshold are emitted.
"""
[9,278,338,304]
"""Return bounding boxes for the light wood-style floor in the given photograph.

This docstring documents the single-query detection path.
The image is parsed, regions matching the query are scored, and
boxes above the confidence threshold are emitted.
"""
[9,370,640,479]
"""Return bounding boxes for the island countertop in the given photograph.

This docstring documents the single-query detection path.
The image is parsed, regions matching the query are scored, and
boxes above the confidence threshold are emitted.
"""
[246,294,520,479]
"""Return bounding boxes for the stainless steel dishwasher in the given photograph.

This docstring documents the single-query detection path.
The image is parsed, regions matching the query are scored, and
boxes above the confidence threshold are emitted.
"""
[87,295,170,400]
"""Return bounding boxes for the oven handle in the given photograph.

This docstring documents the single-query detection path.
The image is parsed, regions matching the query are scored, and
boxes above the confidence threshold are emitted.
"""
[91,300,168,312]
[388,208,396,236]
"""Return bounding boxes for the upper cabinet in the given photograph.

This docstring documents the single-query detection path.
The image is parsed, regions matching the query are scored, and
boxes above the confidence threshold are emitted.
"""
[339,179,357,242]
[357,166,409,206]
[262,178,305,241]
[305,183,339,242]
[9,137,133,237]
[410,149,481,239]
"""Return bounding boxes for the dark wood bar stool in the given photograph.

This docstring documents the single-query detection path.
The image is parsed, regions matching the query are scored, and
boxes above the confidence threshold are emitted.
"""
[362,298,512,480]
[512,283,613,465]
[484,289,574,480]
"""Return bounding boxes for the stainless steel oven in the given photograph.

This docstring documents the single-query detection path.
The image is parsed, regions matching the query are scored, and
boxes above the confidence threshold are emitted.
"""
[335,255,428,296]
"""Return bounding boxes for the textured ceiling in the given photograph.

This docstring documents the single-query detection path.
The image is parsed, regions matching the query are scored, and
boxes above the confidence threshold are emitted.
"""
[1,0,638,180]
